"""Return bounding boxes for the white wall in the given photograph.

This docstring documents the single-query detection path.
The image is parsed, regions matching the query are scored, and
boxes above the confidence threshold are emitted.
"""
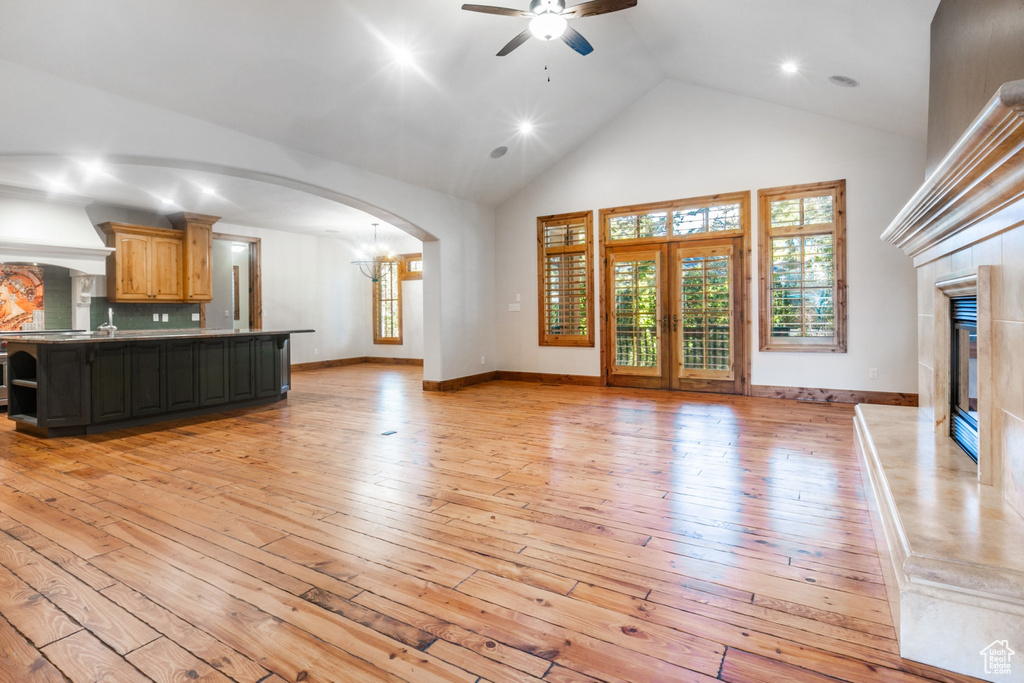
[209,239,234,330]
[495,79,925,393]
[0,59,495,382]
[232,247,249,330]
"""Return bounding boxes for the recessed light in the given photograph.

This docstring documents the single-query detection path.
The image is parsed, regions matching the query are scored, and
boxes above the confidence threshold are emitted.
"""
[47,179,70,193]
[392,46,414,67]
[782,62,799,74]
[490,146,508,159]
[159,197,176,205]
[200,186,217,196]
[518,121,534,135]
[79,160,107,177]
[829,75,860,88]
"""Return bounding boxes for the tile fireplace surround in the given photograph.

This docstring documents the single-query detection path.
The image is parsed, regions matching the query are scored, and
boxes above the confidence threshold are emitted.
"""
[860,80,1024,682]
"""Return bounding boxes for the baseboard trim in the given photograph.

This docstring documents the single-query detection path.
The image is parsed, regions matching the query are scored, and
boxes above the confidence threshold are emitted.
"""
[495,371,605,387]
[423,371,498,392]
[292,357,423,372]
[751,385,918,406]
[363,357,424,366]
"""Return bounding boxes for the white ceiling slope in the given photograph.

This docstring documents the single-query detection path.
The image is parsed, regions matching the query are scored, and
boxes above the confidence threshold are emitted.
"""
[0,0,938,209]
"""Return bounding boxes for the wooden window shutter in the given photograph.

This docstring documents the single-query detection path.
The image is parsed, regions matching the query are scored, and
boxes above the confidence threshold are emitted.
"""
[538,211,594,347]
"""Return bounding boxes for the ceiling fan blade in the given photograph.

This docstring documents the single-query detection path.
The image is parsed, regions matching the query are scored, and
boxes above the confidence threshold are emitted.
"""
[497,28,532,56]
[462,4,533,17]
[560,25,594,55]
[562,0,637,18]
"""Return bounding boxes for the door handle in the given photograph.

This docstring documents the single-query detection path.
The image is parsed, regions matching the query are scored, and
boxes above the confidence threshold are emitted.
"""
[673,314,678,332]
[662,314,669,334]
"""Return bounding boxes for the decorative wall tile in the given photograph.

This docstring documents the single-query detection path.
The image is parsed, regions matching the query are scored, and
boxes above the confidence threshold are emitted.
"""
[89,297,200,331]
[993,320,1024,420]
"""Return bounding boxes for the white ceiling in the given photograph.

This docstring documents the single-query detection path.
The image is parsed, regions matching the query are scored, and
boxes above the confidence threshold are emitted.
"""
[0,0,939,217]
[0,160,415,245]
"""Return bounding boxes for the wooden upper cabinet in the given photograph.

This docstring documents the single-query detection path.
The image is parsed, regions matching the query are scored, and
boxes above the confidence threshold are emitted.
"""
[169,212,218,303]
[150,236,184,300]
[101,212,219,304]
[102,223,184,302]
[114,232,151,300]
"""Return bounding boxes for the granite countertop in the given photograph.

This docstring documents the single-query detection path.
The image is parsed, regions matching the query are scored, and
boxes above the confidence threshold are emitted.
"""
[2,328,314,344]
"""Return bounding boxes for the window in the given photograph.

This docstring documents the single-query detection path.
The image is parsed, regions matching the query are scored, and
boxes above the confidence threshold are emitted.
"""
[758,180,846,352]
[950,296,979,461]
[400,253,422,281]
[373,258,401,344]
[538,211,593,346]
[606,199,743,243]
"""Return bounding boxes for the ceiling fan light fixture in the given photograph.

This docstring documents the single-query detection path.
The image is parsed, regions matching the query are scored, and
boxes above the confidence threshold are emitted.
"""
[529,13,567,41]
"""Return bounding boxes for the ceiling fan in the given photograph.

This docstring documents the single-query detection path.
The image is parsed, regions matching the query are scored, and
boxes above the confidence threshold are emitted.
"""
[462,0,638,57]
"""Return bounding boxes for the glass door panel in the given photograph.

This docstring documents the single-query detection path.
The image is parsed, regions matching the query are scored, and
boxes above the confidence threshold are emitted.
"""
[676,245,734,381]
[609,250,663,378]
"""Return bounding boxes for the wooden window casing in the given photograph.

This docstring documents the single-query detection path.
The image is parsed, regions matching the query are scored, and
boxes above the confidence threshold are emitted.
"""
[538,211,594,347]
[400,253,422,281]
[758,180,847,353]
[602,192,746,245]
[373,258,402,345]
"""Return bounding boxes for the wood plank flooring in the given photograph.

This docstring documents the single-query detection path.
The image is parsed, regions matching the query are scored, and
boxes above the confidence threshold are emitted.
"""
[0,364,983,682]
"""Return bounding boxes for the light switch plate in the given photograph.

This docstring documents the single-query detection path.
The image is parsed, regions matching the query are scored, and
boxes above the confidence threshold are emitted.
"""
[162,313,169,322]
[191,313,201,322]
[152,313,159,322]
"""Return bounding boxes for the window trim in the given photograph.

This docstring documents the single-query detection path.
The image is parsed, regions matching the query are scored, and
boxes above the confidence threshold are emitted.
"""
[600,191,748,245]
[758,179,847,353]
[399,253,422,281]
[538,210,594,347]
[372,257,402,345]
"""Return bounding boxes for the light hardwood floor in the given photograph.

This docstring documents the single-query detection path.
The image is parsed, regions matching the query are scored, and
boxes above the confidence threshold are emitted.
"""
[0,364,982,682]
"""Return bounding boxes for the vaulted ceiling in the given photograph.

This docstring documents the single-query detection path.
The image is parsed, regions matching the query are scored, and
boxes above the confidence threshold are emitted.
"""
[0,0,938,214]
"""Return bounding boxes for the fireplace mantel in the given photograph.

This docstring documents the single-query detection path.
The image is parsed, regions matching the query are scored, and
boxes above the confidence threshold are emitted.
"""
[883,79,1024,265]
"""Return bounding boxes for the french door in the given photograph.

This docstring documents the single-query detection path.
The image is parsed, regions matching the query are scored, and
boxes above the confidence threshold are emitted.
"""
[606,237,746,394]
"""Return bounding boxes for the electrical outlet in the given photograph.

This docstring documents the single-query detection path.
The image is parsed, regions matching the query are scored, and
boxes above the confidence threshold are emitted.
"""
[162,313,169,323]
[480,355,485,365]
[869,368,879,380]
[314,348,319,356]
[516,293,521,302]
[191,313,200,322]
[152,313,159,322]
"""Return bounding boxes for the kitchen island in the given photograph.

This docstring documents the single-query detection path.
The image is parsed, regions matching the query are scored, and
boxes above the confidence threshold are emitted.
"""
[4,328,312,437]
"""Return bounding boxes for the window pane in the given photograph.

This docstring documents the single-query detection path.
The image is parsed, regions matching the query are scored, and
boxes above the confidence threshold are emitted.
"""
[639,212,668,238]
[545,220,587,248]
[610,216,638,240]
[679,254,731,372]
[376,260,400,340]
[708,203,740,232]
[545,253,588,336]
[613,258,658,367]
[770,199,802,228]
[770,235,835,339]
[803,195,833,225]
[609,212,667,239]
[673,208,706,236]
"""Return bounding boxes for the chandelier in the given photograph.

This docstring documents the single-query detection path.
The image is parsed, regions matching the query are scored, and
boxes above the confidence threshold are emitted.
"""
[351,223,395,282]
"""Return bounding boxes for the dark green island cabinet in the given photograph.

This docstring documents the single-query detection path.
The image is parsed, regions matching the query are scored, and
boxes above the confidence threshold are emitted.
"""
[4,329,311,437]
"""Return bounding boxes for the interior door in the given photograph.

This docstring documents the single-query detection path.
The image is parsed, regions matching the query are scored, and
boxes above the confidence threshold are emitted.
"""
[607,248,666,389]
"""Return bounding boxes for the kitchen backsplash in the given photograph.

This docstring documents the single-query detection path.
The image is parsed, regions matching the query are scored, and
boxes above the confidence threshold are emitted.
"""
[89,297,201,331]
